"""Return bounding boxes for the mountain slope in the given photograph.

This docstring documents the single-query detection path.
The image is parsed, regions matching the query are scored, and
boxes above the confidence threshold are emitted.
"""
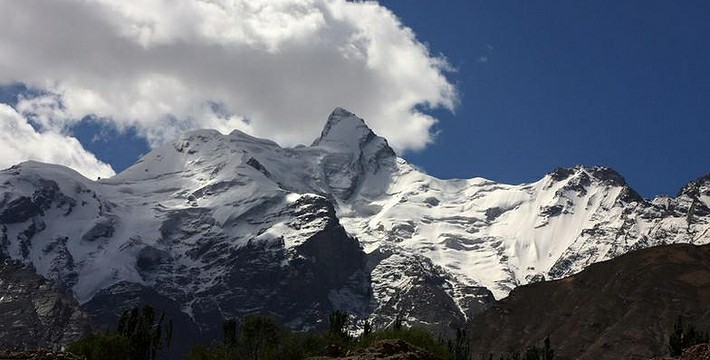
[0,257,92,349]
[0,108,707,345]
[466,243,710,360]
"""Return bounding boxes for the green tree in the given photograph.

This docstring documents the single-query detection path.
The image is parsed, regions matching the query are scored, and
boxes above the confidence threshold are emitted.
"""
[669,317,684,356]
[328,310,349,339]
[669,316,710,356]
[682,323,709,349]
[223,318,237,347]
[67,332,132,360]
[238,314,282,360]
[362,319,373,337]
[322,310,350,357]
[523,345,540,360]
[392,313,403,331]
[357,326,451,359]
[449,328,471,360]
[184,343,237,360]
[542,336,554,360]
[117,305,173,360]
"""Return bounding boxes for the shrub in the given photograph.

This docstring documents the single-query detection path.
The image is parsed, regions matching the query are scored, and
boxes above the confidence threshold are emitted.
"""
[117,304,173,360]
[67,331,132,360]
[183,343,237,360]
[357,327,451,359]
[238,314,284,360]
[669,316,709,356]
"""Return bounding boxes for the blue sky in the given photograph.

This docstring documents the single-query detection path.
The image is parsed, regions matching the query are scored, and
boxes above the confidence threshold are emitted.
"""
[0,1,708,197]
[385,0,710,197]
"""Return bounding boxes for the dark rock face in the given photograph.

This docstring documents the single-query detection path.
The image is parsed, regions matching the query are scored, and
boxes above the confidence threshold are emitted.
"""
[246,157,272,179]
[548,167,576,182]
[0,259,92,350]
[81,282,201,360]
[548,166,644,203]
[205,222,367,332]
[0,197,40,224]
[0,180,72,224]
[366,250,494,338]
[82,197,371,358]
[587,166,628,187]
[678,173,710,198]
[80,217,115,242]
[135,246,170,273]
[677,174,710,219]
[467,244,710,360]
[550,166,630,188]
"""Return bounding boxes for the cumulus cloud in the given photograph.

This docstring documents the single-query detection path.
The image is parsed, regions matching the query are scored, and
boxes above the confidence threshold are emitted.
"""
[0,104,115,179]
[0,0,456,164]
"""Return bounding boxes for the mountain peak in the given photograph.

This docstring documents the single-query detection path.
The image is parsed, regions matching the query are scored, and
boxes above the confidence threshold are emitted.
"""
[308,108,396,199]
[548,165,628,187]
[314,107,396,160]
[312,108,385,151]
[546,165,644,203]
[330,106,357,119]
[679,173,710,198]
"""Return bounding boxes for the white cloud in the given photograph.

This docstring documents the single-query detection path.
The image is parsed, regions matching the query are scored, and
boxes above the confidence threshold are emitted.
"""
[0,104,115,179]
[0,0,456,157]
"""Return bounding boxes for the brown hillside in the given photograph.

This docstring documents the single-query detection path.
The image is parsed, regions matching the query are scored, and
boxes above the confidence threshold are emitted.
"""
[467,244,710,360]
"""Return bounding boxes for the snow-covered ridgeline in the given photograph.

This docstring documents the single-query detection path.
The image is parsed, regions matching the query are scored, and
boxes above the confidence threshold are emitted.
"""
[0,107,708,327]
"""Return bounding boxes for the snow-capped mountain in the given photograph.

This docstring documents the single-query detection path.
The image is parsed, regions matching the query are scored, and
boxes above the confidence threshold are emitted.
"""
[0,108,708,345]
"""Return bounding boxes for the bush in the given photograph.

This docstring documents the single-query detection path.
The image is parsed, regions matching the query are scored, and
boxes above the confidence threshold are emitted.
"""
[669,316,709,356]
[185,313,462,360]
[485,337,554,360]
[183,343,237,360]
[237,314,284,360]
[67,331,132,360]
[449,329,471,360]
[185,314,310,360]
[357,327,451,359]
[117,305,173,360]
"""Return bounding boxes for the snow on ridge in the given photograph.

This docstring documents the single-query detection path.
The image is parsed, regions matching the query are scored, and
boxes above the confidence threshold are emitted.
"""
[0,107,708,310]
[337,155,708,299]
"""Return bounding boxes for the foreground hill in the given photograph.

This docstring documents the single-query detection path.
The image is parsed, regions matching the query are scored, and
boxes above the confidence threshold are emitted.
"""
[467,243,710,360]
[0,108,707,351]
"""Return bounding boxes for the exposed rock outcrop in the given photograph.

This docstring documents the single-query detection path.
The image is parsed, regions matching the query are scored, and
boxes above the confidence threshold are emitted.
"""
[0,259,92,350]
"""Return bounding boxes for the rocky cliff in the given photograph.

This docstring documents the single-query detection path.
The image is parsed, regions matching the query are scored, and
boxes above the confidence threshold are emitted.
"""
[0,258,92,350]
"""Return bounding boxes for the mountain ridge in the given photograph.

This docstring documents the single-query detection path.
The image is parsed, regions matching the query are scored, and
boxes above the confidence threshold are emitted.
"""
[0,108,708,353]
